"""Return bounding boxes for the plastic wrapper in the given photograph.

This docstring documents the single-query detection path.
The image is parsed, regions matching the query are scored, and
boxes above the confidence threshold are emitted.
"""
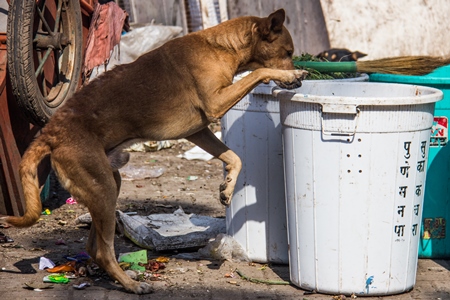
[90,24,183,78]
[198,233,250,262]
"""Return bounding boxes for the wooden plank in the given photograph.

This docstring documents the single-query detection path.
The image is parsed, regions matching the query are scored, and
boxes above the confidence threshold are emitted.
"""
[0,138,12,215]
[0,49,25,216]
[129,0,187,29]
[218,0,228,22]
[185,0,203,32]
[0,32,50,217]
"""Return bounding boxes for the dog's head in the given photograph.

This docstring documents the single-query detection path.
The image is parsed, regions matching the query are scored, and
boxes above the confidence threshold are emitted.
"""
[247,9,295,71]
[244,9,304,88]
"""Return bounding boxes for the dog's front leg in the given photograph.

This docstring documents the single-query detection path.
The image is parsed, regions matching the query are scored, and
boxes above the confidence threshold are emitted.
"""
[204,68,308,121]
[186,128,241,206]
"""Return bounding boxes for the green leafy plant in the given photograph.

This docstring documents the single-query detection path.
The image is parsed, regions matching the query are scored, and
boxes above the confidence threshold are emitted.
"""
[293,53,358,80]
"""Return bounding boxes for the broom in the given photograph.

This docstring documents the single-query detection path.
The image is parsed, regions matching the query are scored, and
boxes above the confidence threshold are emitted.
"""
[294,56,450,76]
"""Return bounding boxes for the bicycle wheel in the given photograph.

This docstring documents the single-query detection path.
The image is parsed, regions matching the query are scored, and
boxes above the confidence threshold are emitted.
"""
[7,0,83,126]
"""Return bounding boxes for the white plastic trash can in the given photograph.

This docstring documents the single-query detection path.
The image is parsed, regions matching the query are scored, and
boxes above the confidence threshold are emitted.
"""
[276,82,443,295]
[222,82,287,263]
[222,74,368,264]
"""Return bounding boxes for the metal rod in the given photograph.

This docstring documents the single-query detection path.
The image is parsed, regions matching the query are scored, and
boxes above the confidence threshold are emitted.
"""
[36,2,53,35]
[35,48,53,78]
[53,0,64,34]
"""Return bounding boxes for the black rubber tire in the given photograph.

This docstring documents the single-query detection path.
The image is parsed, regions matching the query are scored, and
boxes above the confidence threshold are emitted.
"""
[7,0,83,126]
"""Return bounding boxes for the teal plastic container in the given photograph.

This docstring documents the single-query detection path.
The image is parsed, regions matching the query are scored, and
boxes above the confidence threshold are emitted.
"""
[370,65,450,258]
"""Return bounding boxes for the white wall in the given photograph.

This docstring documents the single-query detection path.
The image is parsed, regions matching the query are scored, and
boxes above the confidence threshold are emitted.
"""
[320,0,450,59]
[227,1,331,56]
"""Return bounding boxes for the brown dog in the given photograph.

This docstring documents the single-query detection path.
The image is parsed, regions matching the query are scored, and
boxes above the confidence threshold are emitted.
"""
[1,9,306,294]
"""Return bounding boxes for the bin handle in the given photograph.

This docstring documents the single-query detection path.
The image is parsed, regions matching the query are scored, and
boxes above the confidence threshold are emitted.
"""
[321,104,360,136]
[272,88,361,136]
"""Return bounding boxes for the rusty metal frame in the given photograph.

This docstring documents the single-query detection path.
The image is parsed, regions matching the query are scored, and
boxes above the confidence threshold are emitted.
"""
[0,0,96,216]
[0,34,26,216]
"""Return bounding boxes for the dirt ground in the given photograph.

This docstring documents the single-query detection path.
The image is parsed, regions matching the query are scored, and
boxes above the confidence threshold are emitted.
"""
[1,132,450,300]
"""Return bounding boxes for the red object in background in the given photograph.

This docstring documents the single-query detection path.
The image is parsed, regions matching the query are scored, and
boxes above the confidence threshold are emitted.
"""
[83,2,128,76]
[430,116,448,147]
[0,1,96,216]
[433,116,448,137]
[0,33,28,216]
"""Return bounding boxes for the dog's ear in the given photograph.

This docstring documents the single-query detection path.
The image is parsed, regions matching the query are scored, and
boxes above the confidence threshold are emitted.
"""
[351,51,368,61]
[267,9,285,32]
[258,9,286,42]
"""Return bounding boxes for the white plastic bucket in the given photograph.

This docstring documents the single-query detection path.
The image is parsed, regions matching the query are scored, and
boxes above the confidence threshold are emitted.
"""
[222,74,368,264]
[276,82,443,295]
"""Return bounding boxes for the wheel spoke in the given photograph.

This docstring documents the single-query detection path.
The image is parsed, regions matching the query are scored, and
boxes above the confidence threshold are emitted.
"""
[35,48,53,77]
[36,4,53,34]
[53,0,64,34]
[37,51,49,98]
[41,73,48,98]
[54,49,61,83]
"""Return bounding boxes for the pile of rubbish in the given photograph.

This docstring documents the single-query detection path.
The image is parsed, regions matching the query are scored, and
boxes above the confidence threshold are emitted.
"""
[25,253,94,291]
[23,228,250,292]
[26,250,170,291]
[18,207,247,291]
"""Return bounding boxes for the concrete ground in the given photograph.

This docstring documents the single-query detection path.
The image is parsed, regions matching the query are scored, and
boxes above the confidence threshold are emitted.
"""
[1,145,450,300]
[1,253,450,299]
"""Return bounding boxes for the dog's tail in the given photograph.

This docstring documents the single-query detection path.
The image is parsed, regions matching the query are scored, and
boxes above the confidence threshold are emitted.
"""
[1,137,51,228]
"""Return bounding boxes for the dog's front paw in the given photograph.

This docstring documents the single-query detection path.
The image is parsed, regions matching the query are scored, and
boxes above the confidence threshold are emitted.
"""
[219,178,234,207]
[275,69,308,89]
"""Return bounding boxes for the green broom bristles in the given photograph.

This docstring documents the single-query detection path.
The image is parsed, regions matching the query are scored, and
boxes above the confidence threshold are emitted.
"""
[357,56,450,75]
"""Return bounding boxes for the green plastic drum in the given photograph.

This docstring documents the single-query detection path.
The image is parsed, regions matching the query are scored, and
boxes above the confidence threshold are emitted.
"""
[370,65,450,258]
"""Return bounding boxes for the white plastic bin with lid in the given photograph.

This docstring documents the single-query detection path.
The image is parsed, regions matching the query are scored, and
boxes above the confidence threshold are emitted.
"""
[275,82,443,295]
[222,74,368,264]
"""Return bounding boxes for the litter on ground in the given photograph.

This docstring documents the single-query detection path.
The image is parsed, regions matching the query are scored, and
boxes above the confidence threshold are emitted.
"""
[116,207,226,251]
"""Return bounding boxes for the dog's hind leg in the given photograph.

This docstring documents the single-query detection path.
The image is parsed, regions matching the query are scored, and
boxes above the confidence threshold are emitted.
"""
[52,149,152,294]
[85,169,122,260]
[186,128,241,206]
